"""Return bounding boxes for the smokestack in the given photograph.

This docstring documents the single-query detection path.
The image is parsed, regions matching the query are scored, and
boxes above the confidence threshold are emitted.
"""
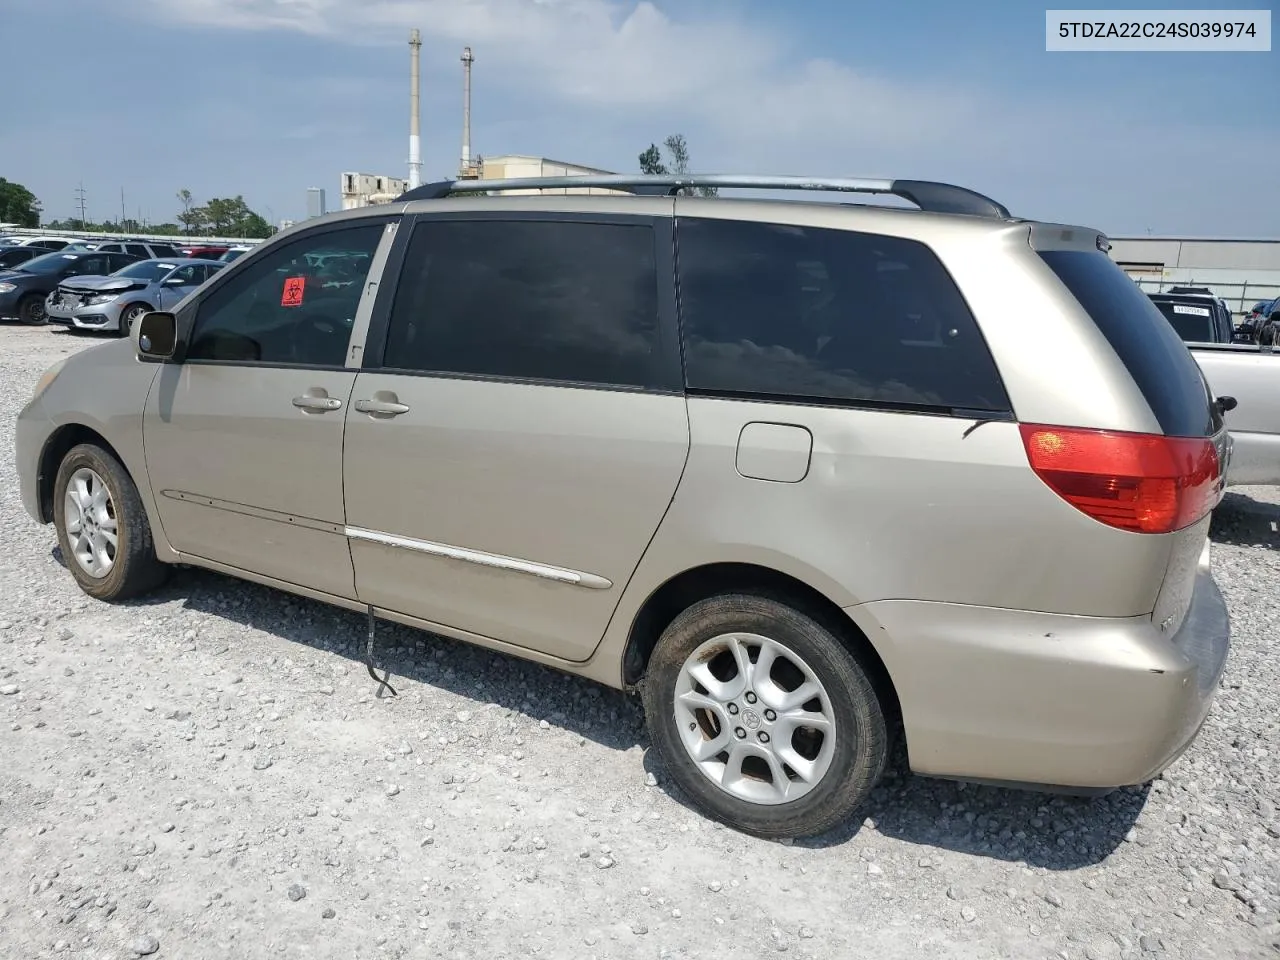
[408,29,422,189]
[461,46,474,175]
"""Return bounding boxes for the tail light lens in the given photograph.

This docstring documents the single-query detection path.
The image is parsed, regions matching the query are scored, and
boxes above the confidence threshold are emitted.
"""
[1019,424,1220,534]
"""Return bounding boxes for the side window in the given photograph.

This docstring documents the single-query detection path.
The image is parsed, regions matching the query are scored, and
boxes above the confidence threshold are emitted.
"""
[676,218,1010,413]
[151,245,179,258]
[126,244,151,258]
[187,223,384,366]
[168,264,201,285]
[383,219,661,388]
[111,254,136,272]
[96,243,120,253]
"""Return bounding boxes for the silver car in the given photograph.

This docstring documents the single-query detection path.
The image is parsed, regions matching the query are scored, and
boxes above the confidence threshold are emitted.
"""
[46,259,224,334]
[14,174,1234,839]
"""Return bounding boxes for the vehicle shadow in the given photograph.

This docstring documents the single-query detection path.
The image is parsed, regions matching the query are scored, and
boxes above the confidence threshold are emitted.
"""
[1211,490,1280,550]
[642,731,1148,868]
[56,549,1149,867]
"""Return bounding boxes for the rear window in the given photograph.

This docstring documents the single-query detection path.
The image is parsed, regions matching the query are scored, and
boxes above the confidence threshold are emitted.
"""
[677,218,1011,414]
[1150,299,1216,343]
[1038,250,1217,437]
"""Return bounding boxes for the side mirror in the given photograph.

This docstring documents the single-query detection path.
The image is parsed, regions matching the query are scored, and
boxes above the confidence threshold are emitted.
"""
[162,276,187,286]
[1216,395,1238,415]
[135,311,179,361]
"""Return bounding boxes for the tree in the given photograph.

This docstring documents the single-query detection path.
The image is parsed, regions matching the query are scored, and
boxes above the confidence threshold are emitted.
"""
[0,177,42,227]
[638,144,667,176]
[176,189,198,235]
[636,135,717,197]
[190,195,272,238]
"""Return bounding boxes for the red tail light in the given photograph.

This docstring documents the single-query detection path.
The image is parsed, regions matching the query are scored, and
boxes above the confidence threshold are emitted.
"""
[1019,424,1220,534]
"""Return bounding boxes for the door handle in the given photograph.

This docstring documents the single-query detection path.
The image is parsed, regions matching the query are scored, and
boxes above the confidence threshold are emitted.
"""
[354,398,410,417]
[292,394,343,412]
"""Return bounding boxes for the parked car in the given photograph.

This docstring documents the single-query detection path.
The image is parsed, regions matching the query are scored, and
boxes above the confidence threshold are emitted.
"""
[15,173,1233,839]
[0,245,52,270]
[218,245,252,263]
[1190,335,1280,486]
[178,245,229,259]
[1146,292,1236,343]
[90,240,182,260]
[2,236,75,251]
[1234,297,1279,345]
[0,250,140,324]
[46,258,224,335]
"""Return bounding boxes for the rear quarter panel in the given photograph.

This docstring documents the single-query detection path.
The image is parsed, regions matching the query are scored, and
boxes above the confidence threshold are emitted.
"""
[1192,346,1280,485]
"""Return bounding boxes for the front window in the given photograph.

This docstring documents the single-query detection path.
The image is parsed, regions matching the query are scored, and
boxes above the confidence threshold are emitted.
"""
[187,223,385,366]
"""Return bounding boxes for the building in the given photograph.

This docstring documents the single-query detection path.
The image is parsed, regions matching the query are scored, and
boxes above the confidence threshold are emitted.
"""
[1110,236,1280,315]
[306,187,327,219]
[279,219,296,231]
[341,172,408,210]
[466,155,626,195]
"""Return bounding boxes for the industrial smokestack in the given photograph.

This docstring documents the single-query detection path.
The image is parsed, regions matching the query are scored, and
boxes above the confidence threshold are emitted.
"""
[461,46,474,175]
[408,29,422,189]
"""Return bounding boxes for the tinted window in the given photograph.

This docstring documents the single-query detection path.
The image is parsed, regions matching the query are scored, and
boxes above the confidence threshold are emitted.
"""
[677,218,1009,412]
[151,245,180,258]
[383,219,661,388]
[95,243,121,253]
[1151,299,1216,342]
[1039,250,1215,437]
[65,255,111,276]
[166,264,203,285]
[188,224,383,366]
[126,244,150,258]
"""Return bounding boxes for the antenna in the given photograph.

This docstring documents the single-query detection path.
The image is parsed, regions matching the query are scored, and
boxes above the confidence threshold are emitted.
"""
[408,29,423,190]
[460,46,476,178]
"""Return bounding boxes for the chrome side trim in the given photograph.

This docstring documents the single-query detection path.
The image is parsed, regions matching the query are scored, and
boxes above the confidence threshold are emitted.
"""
[344,526,613,590]
[345,220,399,369]
[159,490,343,534]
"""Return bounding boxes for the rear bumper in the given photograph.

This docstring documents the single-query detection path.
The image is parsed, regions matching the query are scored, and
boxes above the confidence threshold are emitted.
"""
[1222,431,1280,487]
[848,550,1230,790]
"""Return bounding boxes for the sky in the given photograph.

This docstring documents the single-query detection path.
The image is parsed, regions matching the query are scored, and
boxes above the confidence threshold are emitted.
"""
[0,0,1275,235]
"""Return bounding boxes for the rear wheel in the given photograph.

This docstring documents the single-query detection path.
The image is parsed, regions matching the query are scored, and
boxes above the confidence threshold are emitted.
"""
[642,593,888,839]
[18,293,47,325]
[52,444,169,601]
[119,302,152,337]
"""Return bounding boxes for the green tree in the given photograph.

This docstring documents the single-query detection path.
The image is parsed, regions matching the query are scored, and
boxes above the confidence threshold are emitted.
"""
[0,177,42,227]
[176,189,199,235]
[637,135,717,197]
[638,144,667,175]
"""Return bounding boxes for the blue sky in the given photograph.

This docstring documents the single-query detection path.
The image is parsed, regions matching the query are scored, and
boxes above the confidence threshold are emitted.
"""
[1,0,1275,234]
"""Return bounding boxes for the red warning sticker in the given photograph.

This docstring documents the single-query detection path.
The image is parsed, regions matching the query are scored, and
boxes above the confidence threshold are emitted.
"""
[281,276,306,307]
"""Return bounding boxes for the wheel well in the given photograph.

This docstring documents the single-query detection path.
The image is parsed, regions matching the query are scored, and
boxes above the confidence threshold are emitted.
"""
[622,562,901,722]
[36,425,126,523]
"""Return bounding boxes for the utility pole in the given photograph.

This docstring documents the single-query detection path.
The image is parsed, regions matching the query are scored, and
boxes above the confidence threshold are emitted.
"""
[120,187,127,230]
[74,182,88,230]
[408,29,423,190]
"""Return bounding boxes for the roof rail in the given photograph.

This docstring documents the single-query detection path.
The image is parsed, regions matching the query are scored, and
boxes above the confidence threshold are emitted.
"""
[395,174,1012,219]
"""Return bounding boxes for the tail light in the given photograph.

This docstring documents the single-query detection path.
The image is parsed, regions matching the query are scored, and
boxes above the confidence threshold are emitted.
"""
[1019,424,1220,534]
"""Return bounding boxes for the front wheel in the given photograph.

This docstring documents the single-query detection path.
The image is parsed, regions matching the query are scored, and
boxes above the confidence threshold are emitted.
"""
[53,443,169,601]
[18,293,48,325]
[119,302,152,337]
[642,593,888,840]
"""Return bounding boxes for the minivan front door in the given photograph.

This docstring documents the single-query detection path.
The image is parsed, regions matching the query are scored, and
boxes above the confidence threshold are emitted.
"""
[342,213,689,662]
[143,220,393,598]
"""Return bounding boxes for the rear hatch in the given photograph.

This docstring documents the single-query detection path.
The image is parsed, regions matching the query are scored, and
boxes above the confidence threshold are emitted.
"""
[1033,244,1229,636]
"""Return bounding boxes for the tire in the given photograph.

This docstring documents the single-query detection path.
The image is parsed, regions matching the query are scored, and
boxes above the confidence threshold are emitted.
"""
[642,593,888,840]
[18,293,48,325]
[119,302,152,337]
[52,443,169,601]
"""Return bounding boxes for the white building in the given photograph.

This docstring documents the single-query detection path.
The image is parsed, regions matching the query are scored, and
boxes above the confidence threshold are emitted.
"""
[341,172,408,209]
[1110,236,1280,316]
[306,187,327,219]
[466,155,625,195]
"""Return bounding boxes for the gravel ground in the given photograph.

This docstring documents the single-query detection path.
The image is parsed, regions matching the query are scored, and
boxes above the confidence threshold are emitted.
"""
[0,324,1277,960]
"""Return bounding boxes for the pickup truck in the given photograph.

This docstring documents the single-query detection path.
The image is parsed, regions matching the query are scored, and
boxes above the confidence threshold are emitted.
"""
[1191,341,1280,487]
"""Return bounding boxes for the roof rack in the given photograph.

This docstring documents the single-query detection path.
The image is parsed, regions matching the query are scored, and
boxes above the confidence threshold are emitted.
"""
[395,174,1012,219]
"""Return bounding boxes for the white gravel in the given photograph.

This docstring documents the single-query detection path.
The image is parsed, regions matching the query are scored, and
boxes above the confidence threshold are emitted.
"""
[1,325,1277,960]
